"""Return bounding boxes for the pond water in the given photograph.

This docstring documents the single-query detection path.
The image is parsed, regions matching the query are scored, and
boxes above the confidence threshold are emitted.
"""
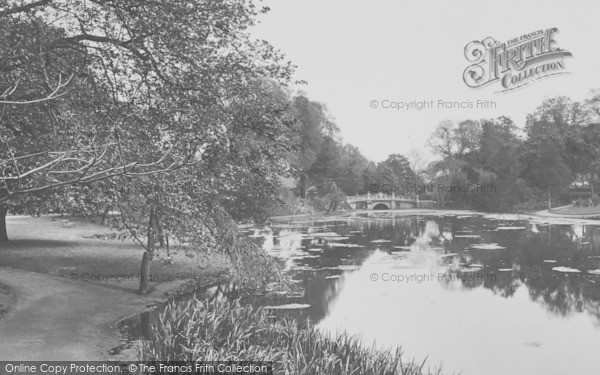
[253,212,600,375]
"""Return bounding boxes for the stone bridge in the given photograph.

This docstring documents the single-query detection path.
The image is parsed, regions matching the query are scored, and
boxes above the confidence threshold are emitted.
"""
[347,192,421,210]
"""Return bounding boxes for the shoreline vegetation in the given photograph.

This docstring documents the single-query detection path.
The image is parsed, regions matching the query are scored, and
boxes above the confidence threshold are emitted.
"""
[141,298,442,375]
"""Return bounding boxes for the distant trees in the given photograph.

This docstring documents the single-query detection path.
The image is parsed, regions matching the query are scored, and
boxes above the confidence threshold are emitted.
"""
[473,117,523,210]
[520,98,575,209]
[290,96,368,201]
[291,96,337,198]
[565,123,600,196]
[288,97,419,205]
[521,140,571,209]
[374,154,418,193]
[336,145,373,195]
[426,119,481,207]
[425,92,600,211]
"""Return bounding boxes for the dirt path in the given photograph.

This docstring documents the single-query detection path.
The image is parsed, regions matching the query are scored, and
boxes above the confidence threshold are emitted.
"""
[0,267,162,360]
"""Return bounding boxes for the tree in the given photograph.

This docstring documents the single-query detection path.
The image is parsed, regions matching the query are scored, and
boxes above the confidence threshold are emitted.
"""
[336,145,371,195]
[379,154,418,188]
[454,120,482,159]
[521,97,586,208]
[1,0,294,241]
[426,157,465,208]
[211,80,297,223]
[564,123,600,197]
[407,147,428,183]
[521,140,571,209]
[1,0,297,294]
[427,120,457,158]
[470,117,523,211]
[305,136,343,193]
[290,96,338,198]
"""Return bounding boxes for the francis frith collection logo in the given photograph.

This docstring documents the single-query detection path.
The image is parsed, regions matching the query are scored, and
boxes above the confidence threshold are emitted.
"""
[463,28,572,92]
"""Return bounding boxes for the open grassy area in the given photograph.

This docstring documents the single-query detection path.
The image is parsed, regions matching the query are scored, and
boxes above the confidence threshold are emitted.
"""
[1,215,230,294]
[0,282,16,320]
[0,215,234,360]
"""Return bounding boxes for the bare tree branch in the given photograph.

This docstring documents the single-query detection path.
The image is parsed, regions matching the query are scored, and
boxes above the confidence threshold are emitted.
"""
[0,74,74,105]
[0,0,54,17]
[0,143,191,204]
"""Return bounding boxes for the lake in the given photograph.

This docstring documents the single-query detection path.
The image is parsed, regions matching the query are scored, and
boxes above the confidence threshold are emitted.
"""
[255,211,600,375]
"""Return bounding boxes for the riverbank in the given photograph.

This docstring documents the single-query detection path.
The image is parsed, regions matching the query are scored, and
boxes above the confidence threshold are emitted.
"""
[0,215,230,360]
[142,298,439,375]
[535,204,600,219]
[271,207,600,225]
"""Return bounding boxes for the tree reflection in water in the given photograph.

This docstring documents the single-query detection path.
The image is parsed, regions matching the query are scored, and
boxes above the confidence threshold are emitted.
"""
[267,213,600,325]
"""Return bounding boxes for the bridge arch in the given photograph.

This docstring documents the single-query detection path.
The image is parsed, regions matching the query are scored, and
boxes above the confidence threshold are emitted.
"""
[347,193,424,210]
[372,203,390,210]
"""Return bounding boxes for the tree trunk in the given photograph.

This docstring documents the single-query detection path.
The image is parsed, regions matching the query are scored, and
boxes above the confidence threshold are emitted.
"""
[100,206,110,225]
[300,174,307,199]
[138,207,158,294]
[548,188,552,211]
[590,173,596,197]
[0,205,8,243]
[155,215,165,247]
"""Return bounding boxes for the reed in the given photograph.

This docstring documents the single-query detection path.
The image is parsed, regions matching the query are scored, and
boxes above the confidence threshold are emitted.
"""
[142,298,444,375]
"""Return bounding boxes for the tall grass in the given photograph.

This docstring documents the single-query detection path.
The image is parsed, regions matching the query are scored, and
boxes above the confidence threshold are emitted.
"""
[142,298,443,375]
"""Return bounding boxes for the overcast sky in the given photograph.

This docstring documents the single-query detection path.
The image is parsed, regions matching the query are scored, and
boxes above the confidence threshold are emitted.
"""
[252,0,600,163]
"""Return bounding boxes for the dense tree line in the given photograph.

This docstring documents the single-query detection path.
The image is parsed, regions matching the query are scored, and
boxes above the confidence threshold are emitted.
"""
[425,95,600,211]
[285,95,418,212]
[286,92,600,214]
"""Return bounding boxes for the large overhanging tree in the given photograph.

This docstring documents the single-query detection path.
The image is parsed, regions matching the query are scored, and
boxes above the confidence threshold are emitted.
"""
[110,79,297,294]
[0,0,294,242]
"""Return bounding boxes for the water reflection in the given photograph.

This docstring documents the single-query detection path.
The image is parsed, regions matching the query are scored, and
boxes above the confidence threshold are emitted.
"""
[263,213,600,375]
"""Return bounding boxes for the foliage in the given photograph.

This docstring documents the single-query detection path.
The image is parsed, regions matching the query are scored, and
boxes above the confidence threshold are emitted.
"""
[424,96,600,212]
[1,0,298,292]
[1,0,294,234]
[289,96,382,200]
[375,154,418,192]
[142,298,442,375]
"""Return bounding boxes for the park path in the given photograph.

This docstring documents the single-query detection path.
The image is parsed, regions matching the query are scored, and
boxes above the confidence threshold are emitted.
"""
[0,215,229,361]
[0,267,155,360]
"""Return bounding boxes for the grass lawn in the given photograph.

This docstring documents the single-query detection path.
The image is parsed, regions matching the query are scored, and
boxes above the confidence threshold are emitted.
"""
[0,215,233,360]
[0,281,16,320]
[0,215,231,295]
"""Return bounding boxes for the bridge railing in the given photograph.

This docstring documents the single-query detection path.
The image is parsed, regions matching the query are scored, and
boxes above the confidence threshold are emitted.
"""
[347,193,418,202]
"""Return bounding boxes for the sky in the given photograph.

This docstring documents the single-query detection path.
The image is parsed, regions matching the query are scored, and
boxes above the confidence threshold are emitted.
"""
[251,0,600,163]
